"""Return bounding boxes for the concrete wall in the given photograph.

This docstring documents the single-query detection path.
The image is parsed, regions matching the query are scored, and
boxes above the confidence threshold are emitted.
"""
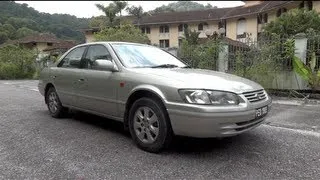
[169,24,179,48]
[85,31,95,43]
[148,25,159,45]
[36,42,50,52]
[313,1,320,12]
[226,18,237,40]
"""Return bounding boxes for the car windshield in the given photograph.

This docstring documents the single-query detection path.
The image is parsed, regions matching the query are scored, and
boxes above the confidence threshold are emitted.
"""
[111,43,186,68]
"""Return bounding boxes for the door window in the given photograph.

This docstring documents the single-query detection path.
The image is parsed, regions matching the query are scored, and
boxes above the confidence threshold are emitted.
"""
[59,46,86,68]
[83,45,112,69]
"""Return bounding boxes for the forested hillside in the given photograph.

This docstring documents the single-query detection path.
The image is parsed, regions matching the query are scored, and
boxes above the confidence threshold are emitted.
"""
[0,1,89,44]
[148,1,217,14]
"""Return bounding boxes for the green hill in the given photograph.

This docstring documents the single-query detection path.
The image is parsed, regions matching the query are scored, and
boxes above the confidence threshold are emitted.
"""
[148,1,217,14]
[0,1,89,44]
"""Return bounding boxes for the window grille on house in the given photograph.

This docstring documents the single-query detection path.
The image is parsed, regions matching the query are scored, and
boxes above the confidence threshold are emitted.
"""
[160,25,169,33]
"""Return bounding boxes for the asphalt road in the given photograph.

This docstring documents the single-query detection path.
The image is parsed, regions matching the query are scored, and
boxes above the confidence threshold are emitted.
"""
[0,80,320,180]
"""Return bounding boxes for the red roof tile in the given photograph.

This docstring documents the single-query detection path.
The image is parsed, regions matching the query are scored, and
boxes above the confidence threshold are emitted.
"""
[17,33,59,44]
[43,40,78,51]
[129,1,296,25]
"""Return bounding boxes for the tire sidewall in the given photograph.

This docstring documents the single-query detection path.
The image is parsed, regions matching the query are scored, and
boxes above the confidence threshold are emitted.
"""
[46,87,65,118]
[128,97,172,153]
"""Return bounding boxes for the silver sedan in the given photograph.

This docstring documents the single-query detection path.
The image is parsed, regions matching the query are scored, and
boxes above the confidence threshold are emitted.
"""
[38,42,272,153]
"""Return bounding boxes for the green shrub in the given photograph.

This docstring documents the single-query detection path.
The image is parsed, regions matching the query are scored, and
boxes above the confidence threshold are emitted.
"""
[0,45,37,79]
[178,37,223,70]
[94,22,150,44]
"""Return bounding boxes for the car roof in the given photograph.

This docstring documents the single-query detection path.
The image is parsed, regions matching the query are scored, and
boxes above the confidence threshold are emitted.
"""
[76,41,151,47]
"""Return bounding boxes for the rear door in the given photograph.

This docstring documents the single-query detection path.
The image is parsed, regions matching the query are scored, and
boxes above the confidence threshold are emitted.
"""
[51,46,87,107]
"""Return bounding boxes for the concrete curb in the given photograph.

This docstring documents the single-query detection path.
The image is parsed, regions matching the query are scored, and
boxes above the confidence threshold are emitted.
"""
[272,100,320,107]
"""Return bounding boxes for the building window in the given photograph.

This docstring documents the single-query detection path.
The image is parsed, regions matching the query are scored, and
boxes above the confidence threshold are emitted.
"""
[178,24,188,32]
[146,27,150,34]
[198,23,208,31]
[276,8,287,17]
[159,39,169,48]
[141,26,151,34]
[47,42,53,46]
[159,25,169,33]
[218,20,225,28]
[236,18,246,38]
[141,27,145,34]
[178,24,183,32]
[300,1,313,10]
[198,23,203,31]
[257,13,268,24]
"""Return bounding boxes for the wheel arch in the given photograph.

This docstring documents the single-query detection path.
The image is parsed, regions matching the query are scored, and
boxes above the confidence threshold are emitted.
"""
[123,85,169,130]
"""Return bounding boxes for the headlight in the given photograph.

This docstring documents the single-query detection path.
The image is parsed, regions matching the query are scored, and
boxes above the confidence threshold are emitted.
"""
[179,90,240,105]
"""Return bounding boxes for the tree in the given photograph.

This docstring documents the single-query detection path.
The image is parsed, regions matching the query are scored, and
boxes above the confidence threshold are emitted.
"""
[1,24,16,39]
[149,1,215,14]
[113,1,128,17]
[89,16,109,29]
[0,1,88,42]
[0,32,8,44]
[126,5,144,26]
[95,3,117,27]
[150,6,175,14]
[205,3,213,9]
[113,1,128,25]
[16,27,37,39]
[263,8,320,37]
[94,22,150,44]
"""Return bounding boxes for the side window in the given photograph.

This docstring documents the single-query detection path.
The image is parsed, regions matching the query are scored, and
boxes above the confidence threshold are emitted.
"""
[59,46,86,68]
[84,45,112,69]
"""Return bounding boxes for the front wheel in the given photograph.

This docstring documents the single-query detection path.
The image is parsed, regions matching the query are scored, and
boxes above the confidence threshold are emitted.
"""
[128,97,173,153]
[46,87,68,118]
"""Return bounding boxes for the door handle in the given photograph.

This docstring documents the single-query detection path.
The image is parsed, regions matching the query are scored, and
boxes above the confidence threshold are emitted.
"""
[51,75,56,79]
[78,78,85,82]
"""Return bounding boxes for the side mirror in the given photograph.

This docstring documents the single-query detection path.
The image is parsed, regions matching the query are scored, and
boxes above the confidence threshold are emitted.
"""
[92,59,118,72]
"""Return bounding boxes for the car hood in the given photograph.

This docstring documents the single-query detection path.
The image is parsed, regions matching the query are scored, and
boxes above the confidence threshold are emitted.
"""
[129,68,264,94]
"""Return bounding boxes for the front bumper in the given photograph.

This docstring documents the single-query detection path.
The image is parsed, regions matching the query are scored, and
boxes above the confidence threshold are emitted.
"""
[166,97,272,138]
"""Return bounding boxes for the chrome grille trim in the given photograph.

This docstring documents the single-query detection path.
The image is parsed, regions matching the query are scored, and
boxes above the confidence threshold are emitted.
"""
[242,89,266,103]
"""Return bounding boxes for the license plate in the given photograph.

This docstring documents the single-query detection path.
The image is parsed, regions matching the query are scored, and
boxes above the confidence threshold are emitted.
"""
[256,106,268,118]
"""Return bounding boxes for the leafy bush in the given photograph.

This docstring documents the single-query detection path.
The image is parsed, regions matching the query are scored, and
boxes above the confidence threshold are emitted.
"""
[94,22,150,44]
[293,54,320,90]
[0,45,37,79]
[263,8,320,37]
[178,31,223,70]
[232,35,293,88]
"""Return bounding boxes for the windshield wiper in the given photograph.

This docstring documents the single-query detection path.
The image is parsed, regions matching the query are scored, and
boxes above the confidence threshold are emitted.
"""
[151,64,179,68]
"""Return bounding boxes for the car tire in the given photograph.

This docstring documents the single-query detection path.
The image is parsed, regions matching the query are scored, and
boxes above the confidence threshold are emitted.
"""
[46,87,68,118]
[128,97,173,153]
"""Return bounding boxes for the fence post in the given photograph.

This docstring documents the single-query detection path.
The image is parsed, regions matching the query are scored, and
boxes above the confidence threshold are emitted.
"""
[294,33,309,89]
[218,43,228,72]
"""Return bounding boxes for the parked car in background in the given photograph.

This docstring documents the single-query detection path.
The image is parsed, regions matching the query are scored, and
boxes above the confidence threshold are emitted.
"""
[38,42,272,153]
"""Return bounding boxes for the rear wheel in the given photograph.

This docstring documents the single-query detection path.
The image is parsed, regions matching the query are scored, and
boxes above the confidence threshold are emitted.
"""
[46,87,68,118]
[128,97,173,153]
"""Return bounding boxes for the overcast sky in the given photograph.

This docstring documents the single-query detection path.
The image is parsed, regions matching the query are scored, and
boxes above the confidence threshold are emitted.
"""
[15,1,245,18]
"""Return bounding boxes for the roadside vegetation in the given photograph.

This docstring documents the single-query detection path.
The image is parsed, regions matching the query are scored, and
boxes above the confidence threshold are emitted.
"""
[0,45,37,79]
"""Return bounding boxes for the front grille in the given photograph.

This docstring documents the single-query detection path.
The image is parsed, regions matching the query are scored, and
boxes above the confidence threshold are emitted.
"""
[243,89,266,103]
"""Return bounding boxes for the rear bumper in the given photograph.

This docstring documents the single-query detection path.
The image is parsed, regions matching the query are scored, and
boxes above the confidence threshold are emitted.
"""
[166,98,272,138]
